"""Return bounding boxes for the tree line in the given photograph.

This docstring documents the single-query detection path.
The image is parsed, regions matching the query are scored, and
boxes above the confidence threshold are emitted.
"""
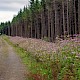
[0,0,80,42]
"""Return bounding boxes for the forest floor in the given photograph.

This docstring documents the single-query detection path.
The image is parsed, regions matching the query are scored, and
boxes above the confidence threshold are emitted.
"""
[0,37,27,80]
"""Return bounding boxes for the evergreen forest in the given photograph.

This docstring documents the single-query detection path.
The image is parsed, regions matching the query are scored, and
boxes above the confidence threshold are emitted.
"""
[0,0,80,42]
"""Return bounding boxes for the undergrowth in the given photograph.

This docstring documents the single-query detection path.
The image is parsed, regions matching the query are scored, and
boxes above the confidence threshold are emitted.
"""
[2,35,80,80]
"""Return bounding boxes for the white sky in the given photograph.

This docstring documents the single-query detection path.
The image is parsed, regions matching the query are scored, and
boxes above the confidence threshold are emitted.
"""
[0,0,30,23]
[0,11,17,23]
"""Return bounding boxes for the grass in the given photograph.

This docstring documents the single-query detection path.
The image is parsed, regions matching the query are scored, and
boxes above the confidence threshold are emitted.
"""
[15,47,53,80]
[2,35,80,80]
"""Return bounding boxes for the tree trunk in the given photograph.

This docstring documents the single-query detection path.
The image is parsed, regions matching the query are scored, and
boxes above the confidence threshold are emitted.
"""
[62,0,65,39]
[78,0,80,34]
[41,11,45,39]
[67,0,69,36]
[48,8,50,41]
[54,0,57,38]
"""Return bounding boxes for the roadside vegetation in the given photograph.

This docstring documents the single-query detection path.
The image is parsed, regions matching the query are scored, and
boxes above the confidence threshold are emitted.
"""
[0,0,80,79]
[3,35,80,80]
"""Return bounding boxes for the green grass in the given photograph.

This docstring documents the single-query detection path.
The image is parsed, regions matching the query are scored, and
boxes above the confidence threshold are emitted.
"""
[2,35,80,80]
[15,47,53,80]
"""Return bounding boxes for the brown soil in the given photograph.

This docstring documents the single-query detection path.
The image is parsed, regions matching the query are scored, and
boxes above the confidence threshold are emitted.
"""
[0,37,27,80]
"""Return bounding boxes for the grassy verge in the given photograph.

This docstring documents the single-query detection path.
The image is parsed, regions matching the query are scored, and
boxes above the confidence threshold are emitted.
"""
[2,35,53,80]
[2,35,80,80]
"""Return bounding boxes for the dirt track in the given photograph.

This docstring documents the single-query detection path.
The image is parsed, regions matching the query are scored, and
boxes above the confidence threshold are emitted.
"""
[0,37,27,80]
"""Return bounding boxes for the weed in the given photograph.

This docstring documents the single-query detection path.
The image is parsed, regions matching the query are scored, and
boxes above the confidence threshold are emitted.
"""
[3,35,80,80]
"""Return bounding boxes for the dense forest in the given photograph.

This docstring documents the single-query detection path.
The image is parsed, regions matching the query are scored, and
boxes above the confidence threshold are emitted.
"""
[0,0,80,42]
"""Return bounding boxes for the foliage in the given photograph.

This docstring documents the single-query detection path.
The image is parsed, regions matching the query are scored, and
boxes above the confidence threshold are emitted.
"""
[0,0,79,41]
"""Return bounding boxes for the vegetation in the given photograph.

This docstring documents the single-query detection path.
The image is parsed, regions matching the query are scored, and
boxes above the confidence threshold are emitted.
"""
[3,35,80,80]
[0,0,80,79]
[0,0,80,42]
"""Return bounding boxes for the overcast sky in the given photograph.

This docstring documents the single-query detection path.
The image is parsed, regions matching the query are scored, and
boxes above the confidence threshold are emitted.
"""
[0,0,29,23]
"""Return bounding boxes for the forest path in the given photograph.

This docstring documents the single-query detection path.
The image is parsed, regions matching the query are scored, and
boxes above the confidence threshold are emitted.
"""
[0,37,27,80]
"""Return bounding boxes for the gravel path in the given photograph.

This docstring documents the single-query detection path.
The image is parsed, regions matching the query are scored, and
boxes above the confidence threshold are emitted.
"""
[0,37,27,80]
